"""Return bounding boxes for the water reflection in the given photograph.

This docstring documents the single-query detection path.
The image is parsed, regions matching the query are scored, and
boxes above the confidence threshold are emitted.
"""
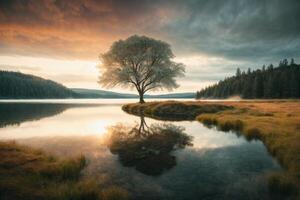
[106,116,193,176]
[0,101,283,200]
[0,103,66,128]
[0,103,97,128]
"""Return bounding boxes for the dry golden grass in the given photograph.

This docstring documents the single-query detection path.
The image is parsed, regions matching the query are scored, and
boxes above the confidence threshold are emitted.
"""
[124,100,300,197]
[197,101,300,170]
[122,100,233,120]
[0,141,129,200]
[197,101,300,196]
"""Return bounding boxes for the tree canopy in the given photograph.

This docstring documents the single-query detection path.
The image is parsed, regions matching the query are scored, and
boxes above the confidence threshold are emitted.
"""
[98,35,185,103]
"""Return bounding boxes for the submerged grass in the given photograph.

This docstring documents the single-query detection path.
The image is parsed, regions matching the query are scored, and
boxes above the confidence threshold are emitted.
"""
[0,141,129,200]
[123,100,300,198]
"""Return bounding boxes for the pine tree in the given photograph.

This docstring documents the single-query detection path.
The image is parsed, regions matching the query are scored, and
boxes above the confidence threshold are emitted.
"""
[264,76,273,98]
[283,59,288,66]
[291,58,295,65]
[247,68,251,75]
[253,74,264,98]
[196,60,300,99]
[236,68,241,77]
[268,64,274,71]
[290,73,298,97]
[281,71,290,98]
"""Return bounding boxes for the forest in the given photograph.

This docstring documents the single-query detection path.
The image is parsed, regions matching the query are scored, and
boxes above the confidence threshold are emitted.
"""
[0,71,75,99]
[196,59,300,99]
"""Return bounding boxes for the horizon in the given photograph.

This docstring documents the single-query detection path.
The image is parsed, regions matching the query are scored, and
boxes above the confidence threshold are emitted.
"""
[1,0,300,94]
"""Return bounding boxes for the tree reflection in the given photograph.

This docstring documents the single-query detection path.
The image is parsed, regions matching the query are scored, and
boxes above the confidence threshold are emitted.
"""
[106,116,193,176]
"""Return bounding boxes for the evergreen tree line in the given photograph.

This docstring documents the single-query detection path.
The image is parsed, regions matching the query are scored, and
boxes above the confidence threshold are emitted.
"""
[0,71,75,98]
[196,59,300,99]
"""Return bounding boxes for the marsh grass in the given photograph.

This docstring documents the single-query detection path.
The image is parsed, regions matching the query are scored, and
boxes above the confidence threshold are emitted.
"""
[50,180,100,200]
[123,100,300,198]
[0,141,129,200]
[122,101,233,121]
[196,101,300,198]
[268,173,298,197]
[101,186,129,200]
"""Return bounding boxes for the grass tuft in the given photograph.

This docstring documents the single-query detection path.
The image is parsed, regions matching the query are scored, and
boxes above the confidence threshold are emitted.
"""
[245,127,262,140]
[0,141,128,200]
[60,155,86,180]
[52,180,100,200]
[101,186,129,200]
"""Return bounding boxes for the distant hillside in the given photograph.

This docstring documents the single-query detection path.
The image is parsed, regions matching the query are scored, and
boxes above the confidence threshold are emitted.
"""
[72,88,138,98]
[0,71,75,99]
[196,59,300,99]
[73,88,195,99]
[145,92,195,99]
[0,71,194,99]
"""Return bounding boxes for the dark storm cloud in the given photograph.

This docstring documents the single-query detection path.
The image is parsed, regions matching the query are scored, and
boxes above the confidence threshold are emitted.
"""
[0,0,299,62]
[161,0,300,62]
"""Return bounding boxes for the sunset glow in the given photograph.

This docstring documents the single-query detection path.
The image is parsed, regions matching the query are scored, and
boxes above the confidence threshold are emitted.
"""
[1,0,299,93]
[1,1,300,199]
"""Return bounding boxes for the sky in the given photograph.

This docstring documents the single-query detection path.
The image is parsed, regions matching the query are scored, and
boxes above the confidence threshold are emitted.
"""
[0,0,300,93]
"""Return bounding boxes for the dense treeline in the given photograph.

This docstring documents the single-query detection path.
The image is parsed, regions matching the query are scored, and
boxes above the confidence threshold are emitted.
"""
[196,59,300,99]
[0,71,75,98]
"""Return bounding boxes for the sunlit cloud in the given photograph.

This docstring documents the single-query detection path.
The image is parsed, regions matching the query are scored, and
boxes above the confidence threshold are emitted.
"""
[1,0,300,92]
[0,55,100,89]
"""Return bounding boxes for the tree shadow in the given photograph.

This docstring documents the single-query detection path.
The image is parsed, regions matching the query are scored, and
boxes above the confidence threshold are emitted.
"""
[106,116,193,176]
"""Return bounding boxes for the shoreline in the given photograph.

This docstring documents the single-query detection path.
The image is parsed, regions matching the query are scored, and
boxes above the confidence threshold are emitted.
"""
[122,100,300,197]
[0,141,128,200]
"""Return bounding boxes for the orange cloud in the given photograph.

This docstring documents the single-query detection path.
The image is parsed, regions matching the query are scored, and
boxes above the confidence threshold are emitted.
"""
[0,23,118,59]
[0,0,176,60]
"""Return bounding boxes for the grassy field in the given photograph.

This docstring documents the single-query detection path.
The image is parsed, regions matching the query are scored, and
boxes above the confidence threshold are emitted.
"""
[123,100,300,198]
[0,141,129,200]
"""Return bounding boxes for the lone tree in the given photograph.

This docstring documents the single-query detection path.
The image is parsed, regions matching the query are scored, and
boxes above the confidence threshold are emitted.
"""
[98,35,185,103]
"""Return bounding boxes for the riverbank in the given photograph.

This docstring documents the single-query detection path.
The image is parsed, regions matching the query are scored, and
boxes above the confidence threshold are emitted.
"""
[122,100,300,198]
[0,141,129,200]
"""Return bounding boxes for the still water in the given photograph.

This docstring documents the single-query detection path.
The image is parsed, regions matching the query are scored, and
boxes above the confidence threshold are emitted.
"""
[0,99,281,200]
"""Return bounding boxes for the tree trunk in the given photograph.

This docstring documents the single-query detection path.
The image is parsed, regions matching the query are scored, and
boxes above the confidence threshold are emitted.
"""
[139,92,145,103]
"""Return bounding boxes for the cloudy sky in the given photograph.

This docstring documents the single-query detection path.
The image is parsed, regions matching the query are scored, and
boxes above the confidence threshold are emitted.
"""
[0,0,299,93]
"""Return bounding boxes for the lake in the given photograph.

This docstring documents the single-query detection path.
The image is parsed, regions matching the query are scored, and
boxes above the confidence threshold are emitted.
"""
[0,99,282,200]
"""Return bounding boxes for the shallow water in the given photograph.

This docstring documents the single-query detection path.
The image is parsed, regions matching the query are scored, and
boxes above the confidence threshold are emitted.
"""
[0,99,282,200]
